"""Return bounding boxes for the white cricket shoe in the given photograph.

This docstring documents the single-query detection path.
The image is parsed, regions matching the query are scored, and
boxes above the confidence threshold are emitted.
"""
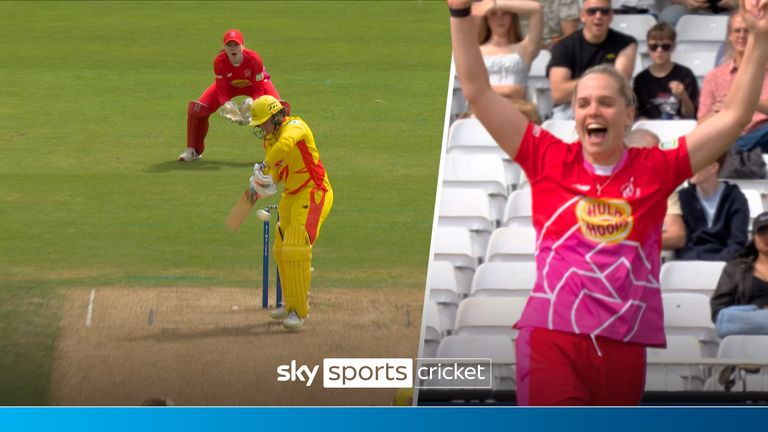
[269,306,287,320]
[282,311,304,330]
[178,148,200,162]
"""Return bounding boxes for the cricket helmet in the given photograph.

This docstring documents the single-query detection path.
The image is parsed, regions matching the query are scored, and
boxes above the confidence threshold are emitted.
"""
[249,95,285,127]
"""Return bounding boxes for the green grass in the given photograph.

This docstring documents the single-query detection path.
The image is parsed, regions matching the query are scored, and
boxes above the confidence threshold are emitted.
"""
[0,1,450,404]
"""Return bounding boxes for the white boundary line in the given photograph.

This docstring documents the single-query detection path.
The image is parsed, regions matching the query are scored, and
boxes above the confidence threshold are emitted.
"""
[85,289,95,327]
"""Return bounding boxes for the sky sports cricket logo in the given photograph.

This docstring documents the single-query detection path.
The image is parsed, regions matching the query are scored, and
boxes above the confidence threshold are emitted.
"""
[276,358,492,389]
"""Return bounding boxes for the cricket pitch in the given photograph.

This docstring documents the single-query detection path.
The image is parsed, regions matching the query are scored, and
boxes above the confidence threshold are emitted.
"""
[50,287,422,405]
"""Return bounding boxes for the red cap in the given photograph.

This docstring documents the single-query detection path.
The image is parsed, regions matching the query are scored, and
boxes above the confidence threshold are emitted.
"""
[223,29,244,45]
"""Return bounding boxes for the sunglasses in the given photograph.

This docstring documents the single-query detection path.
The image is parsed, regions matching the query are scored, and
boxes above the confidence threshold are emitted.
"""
[585,7,612,16]
[648,43,673,52]
[757,227,768,236]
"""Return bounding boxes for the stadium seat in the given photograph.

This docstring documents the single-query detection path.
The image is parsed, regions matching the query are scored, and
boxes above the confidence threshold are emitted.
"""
[442,153,509,196]
[423,300,443,358]
[443,154,509,221]
[631,119,697,143]
[541,119,578,142]
[646,335,707,391]
[675,15,728,53]
[428,260,461,332]
[610,14,657,55]
[471,261,537,298]
[705,335,768,391]
[453,296,527,338]
[722,179,768,211]
[439,187,495,258]
[671,50,719,86]
[439,187,494,232]
[446,119,522,189]
[662,293,719,357]
[485,226,537,263]
[502,188,533,228]
[448,118,498,150]
[433,226,478,270]
[529,50,553,120]
[660,260,726,297]
[742,188,765,223]
[435,335,516,390]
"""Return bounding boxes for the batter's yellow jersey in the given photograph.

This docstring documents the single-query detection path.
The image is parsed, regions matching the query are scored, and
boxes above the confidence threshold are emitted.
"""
[263,116,331,195]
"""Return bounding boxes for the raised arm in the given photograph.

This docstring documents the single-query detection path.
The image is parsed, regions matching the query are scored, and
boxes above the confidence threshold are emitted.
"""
[450,0,530,159]
[613,43,638,81]
[686,3,768,173]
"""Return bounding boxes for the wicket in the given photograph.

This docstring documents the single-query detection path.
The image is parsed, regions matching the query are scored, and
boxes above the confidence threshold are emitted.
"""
[261,205,282,309]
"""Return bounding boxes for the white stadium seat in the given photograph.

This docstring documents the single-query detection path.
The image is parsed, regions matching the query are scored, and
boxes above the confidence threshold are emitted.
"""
[453,296,527,338]
[660,260,726,297]
[529,50,553,120]
[662,293,719,357]
[433,227,477,270]
[442,153,508,196]
[610,14,657,55]
[743,188,765,221]
[485,226,537,263]
[439,187,494,232]
[541,119,578,143]
[471,261,537,298]
[422,300,443,358]
[675,15,728,53]
[705,335,768,391]
[671,50,719,86]
[646,335,707,391]
[502,188,533,228]
[448,118,499,150]
[428,260,461,304]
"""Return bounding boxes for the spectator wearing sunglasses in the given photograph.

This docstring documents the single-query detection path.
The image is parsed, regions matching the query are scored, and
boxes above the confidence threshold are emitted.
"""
[547,0,637,120]
[633,23,699,120]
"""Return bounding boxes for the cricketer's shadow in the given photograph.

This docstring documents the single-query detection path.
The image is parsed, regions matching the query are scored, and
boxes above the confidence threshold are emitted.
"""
[146,159,254,173]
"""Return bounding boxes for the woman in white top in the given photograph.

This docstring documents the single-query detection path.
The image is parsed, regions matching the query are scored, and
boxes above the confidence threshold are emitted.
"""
[474,0,543,122]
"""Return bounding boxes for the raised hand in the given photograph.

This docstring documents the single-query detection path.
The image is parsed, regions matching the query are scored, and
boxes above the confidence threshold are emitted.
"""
[741,0,768,37]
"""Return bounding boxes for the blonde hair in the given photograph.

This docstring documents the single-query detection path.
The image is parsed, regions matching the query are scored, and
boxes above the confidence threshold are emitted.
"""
[574,64,637,108]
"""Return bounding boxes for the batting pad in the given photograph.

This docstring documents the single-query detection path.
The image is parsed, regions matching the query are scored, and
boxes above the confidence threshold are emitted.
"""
[281,224,312,319]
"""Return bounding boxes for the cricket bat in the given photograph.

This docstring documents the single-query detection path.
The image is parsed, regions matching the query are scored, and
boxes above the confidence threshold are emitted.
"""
[225,189,257,232]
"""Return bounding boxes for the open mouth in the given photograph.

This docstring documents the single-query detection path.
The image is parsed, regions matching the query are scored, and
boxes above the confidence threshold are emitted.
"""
[586,123,608,143]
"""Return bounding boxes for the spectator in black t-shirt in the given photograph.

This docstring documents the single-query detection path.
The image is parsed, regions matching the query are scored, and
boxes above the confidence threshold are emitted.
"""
[546,0,637,119]
[633,23,699,120]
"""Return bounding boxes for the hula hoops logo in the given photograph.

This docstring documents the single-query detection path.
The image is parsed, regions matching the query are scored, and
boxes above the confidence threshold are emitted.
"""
[575,197,634,244]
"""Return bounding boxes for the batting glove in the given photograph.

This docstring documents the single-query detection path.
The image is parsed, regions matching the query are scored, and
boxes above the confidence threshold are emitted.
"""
[252,162,273,186]
[248,175,277,200]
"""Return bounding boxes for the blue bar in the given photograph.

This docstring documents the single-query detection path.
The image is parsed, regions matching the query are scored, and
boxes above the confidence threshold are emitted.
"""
[1,407,767,432]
